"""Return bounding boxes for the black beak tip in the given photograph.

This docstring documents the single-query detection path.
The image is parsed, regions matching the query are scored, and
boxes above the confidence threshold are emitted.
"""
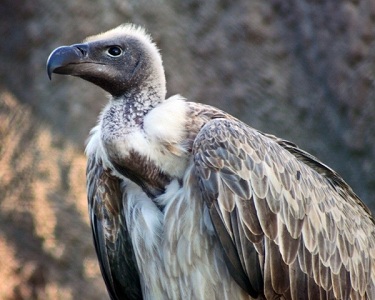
[47,67,53,80]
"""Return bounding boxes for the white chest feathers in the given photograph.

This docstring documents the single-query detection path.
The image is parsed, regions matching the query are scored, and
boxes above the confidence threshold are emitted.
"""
[136,95,190,177]
[86,95,190,178]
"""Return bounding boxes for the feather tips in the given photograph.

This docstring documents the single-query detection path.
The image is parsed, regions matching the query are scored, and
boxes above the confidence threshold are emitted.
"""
[193,117,375,299]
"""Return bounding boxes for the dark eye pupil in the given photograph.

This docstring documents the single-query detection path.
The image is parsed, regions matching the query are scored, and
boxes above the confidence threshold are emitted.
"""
[108,46,121,56]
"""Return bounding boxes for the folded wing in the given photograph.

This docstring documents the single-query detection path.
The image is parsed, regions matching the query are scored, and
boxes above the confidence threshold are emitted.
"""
[192,118,375,299]
[87,155,142,300]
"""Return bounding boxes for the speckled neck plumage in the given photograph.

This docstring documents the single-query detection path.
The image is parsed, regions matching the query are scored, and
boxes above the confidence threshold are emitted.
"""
[109,84,163,128]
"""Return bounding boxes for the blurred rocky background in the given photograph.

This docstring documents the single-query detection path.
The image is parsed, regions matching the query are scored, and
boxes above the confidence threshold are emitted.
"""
[0,0,374,299]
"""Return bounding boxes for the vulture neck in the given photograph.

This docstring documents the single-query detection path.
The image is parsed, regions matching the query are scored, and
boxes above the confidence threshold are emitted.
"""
[102,80,170,198]
[113,80,166,127]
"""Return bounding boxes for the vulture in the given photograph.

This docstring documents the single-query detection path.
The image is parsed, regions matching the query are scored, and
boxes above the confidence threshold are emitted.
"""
[47,24,375,299]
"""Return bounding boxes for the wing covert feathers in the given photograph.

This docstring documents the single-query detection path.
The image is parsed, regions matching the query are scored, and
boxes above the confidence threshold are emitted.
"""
[193,118,375,299]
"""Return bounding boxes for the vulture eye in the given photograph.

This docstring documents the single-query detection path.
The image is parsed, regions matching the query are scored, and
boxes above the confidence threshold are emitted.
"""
[107,46,123,57]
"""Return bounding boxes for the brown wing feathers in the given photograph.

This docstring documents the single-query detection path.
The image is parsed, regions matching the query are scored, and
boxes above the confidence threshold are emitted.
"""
[193,117,375,299]
[87,155,142,300]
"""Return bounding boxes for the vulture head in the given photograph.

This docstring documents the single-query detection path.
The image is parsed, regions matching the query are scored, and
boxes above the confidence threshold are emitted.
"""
[47,24,166,98]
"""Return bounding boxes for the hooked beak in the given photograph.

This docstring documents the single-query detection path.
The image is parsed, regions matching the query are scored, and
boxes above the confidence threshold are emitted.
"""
[46,44,89,79]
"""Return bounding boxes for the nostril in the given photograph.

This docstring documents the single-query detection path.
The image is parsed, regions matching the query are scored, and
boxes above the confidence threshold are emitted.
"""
[76,47,86,55]
[73,44,88,56]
